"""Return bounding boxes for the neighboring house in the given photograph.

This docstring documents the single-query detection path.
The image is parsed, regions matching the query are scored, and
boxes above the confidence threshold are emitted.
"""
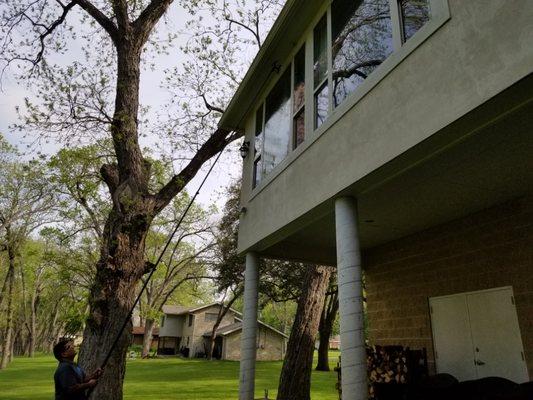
[329,335,340,351]
[217,0,533,399]
[157,303,287,361]
[131,326,159,351]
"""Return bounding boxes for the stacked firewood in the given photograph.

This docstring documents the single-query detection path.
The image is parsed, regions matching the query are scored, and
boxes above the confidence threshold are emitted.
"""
[335,345,427,400]
[367,345,409,398]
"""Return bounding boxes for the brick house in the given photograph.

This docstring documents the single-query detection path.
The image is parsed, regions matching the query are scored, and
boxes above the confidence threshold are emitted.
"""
[157,303,287,361]
[215,0,533,399]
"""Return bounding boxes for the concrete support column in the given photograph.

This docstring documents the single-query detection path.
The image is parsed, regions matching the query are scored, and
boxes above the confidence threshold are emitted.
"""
[335,197,367,400]
[239,252,260,400]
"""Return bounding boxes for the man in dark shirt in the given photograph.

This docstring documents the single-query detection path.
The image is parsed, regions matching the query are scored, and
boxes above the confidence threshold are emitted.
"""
[53,339,102,400]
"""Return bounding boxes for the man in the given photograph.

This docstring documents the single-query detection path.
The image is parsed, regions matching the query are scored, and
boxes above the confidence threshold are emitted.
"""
[53,338,103,400]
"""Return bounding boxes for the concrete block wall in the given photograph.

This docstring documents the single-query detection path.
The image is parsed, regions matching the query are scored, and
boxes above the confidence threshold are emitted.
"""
[364,195,533,378]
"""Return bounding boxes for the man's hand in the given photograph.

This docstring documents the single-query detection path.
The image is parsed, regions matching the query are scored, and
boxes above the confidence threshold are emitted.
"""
[86,379,98,388]
[90,368,103,380]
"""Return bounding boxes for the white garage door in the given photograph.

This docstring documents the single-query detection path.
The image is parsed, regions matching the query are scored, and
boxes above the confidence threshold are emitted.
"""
[429,287,528,383]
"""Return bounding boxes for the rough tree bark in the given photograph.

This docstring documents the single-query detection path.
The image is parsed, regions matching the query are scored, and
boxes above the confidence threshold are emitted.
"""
[276,265,332,400]
[0,238,16,369]
[316,283,339,372]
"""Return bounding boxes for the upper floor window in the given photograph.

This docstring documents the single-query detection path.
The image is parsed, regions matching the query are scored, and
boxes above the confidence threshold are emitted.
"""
[251,0,432,189]
[293,45,306,149]
[332,0,393,108]
[314,15,329,129]
[188,314,193,327]
[263,67,291,177]
[253,106,264,189]
[399,0,430,42]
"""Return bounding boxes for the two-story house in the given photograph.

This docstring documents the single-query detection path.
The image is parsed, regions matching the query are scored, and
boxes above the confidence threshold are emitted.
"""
[217,0,533,399]
[157,303,287,361]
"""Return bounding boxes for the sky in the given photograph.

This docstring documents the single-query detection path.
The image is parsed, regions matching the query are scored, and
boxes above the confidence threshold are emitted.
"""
[0,2,244,211]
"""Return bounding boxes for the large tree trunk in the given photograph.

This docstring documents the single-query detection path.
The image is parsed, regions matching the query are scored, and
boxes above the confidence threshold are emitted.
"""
[141,319,155,358]
[316,286,339,372]
[78,42,153,400]
[276,265,332,400]
[0,245,16,369]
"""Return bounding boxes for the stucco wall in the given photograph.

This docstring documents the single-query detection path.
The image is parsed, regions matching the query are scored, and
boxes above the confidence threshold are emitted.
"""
[238,0,533,253]
[223,326,286,361]
[364,195,533,379]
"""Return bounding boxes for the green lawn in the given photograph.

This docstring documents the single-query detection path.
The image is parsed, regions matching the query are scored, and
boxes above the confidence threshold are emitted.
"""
[0,353,340,399]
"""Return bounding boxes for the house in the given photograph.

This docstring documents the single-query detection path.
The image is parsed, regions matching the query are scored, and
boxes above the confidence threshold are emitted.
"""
[217,0,533,399]
[157,303,287,361]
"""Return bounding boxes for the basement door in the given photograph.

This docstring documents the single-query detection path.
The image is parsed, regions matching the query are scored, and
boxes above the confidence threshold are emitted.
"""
[429,286,528,383]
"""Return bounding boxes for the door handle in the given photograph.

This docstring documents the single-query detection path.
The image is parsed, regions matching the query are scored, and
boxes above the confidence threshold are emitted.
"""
[475,359,485,366]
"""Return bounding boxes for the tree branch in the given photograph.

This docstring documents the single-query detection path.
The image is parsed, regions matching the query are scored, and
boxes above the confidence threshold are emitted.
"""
[153,127,236,214]
[133,0,174,45]
[76,0,119,44]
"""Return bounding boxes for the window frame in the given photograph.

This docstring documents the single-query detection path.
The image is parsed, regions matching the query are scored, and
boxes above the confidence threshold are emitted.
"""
[248,0,449,196]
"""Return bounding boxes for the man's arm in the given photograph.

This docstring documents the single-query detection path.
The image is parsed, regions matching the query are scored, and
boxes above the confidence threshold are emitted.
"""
[86,367,103,381]
[56,367,98,395]
[65,379,98,394]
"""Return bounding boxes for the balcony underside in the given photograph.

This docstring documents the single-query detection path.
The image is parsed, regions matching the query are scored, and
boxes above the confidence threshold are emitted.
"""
[250,74,533,265]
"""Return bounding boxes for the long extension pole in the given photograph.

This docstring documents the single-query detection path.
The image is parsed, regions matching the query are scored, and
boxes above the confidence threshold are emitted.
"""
[98,147,226,370]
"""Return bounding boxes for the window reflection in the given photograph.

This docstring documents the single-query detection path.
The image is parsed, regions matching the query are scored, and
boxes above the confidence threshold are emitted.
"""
[315,83,329,129]
[253,106,264,188]
[294,46,306,110]
[400,0,430,42]
[293,110,305,148]
[314,15,328,88]
[263,68,291,176]
[332,0,393,108]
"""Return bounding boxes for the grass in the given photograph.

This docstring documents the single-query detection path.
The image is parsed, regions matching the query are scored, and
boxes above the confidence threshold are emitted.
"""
[0,352,340,399]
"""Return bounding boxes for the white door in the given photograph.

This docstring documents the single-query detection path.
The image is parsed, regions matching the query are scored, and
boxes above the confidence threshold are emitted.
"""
[430,287,529,383]
[430,295,477,381]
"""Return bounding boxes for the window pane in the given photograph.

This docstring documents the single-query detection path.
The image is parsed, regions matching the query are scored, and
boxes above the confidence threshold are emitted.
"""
[293,45,306,111]
[293,109,305,149]
[253,106,263,188]
[263,68,291,176]
[400,0,430,42]
[332,0,393,108]
[315,83,329,129]
[253,157,262,188]
[313,15,328,88]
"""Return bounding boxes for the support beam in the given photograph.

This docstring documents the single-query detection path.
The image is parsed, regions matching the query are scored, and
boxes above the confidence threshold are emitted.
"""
[239,252,260,400]
[335,197,367,400]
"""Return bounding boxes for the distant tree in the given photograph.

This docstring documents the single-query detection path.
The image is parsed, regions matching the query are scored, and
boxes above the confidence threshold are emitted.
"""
[316,274,339,371]
[139,194,215,358]
[0,135,56,368]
